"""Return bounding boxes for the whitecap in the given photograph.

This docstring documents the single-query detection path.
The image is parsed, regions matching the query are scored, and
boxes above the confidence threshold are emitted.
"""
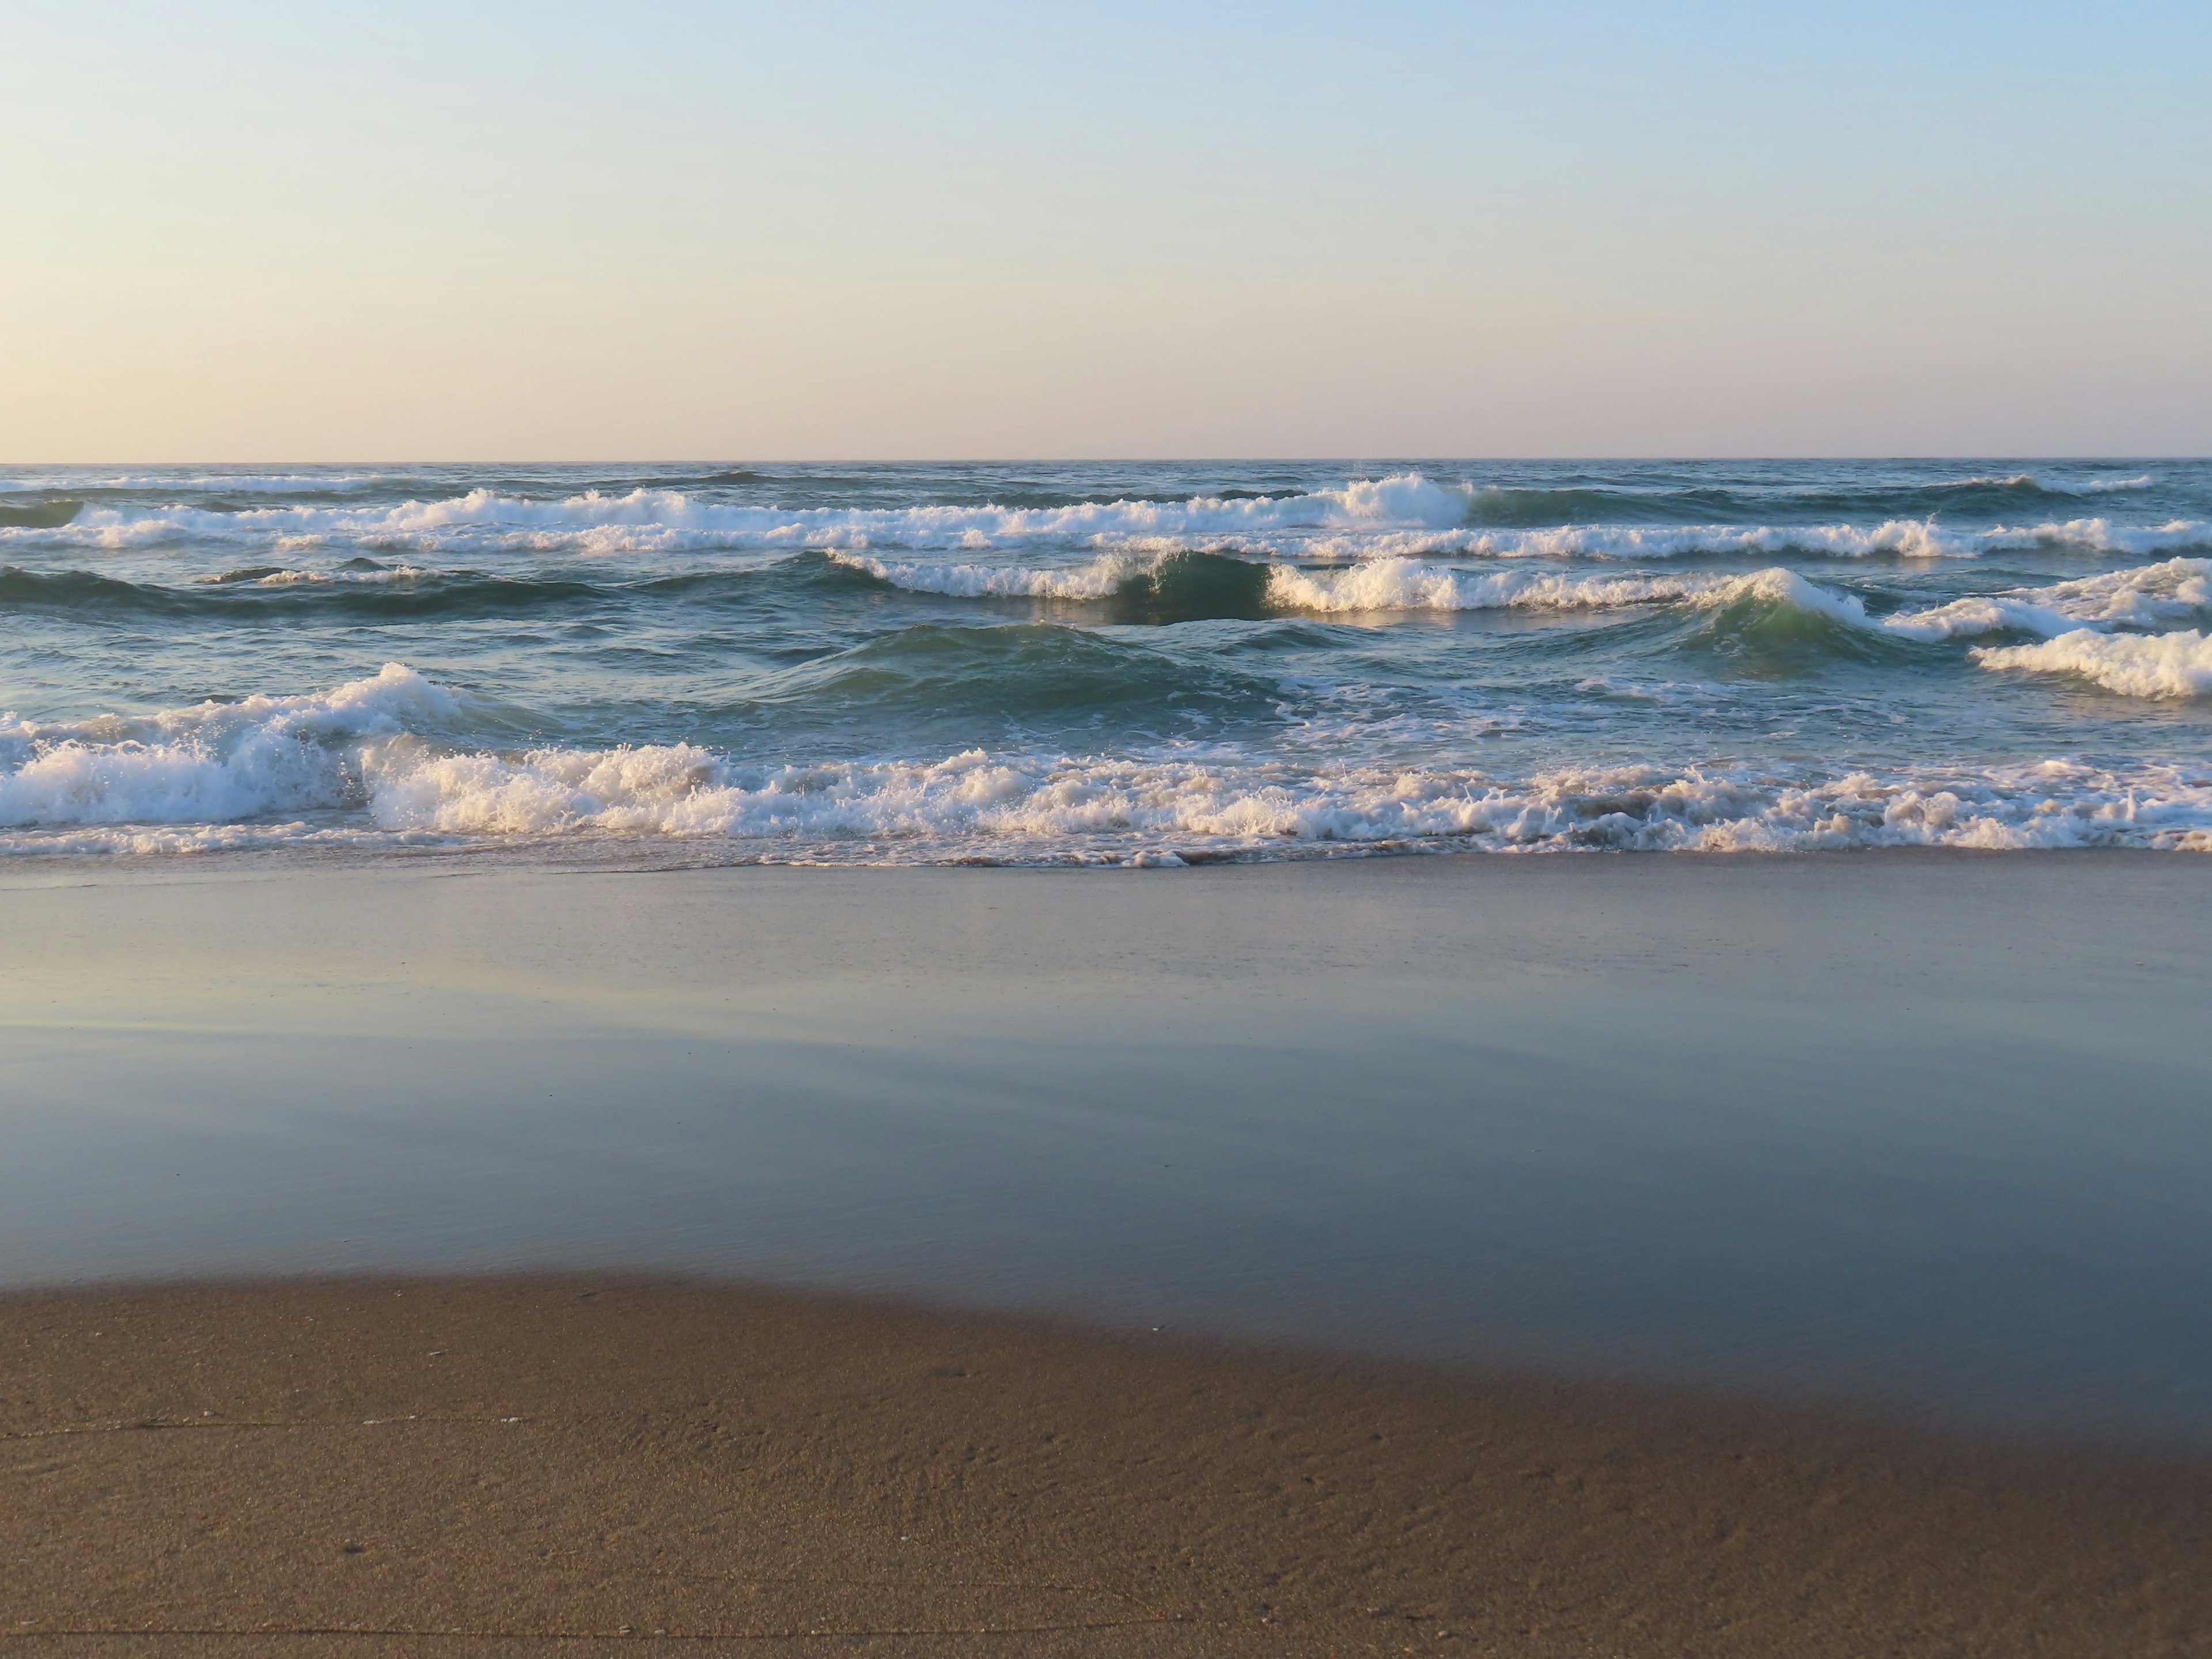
[1973,630,2212,700]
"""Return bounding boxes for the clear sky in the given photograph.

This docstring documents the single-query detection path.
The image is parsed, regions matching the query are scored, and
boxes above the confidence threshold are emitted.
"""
[4,1,2207,460]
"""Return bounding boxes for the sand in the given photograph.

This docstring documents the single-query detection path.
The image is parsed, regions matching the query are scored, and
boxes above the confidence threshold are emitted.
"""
[5,1275,2209,1657]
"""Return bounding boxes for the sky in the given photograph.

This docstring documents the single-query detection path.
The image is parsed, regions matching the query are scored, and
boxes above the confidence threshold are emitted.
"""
[2,1,2207,460]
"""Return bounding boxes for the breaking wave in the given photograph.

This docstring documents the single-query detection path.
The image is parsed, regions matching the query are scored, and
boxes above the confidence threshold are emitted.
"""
[3,472,2202,564]
[4,665,2209,859]
[1974,631,2212,700]
[1881,558,2212,641]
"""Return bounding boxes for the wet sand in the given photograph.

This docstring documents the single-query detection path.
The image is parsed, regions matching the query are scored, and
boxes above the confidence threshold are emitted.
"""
[5,851,2210,1443]
[6,1275,2210,1657]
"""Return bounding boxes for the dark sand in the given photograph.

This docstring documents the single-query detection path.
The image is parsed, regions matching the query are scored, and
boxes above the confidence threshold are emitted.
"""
[6,1277,2209,1656]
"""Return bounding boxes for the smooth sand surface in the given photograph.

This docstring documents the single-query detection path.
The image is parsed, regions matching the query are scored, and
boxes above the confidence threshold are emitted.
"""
[5,1277,2210,1657]
[6,851,2211,1443]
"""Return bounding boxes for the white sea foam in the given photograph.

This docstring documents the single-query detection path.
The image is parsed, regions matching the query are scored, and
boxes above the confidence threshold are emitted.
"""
[828,550,1134,600]
[1973,630,2212,699]
[206,565,433,587]
[4,666,2208,857]
[1263,560,1711,612]
[236,747,2212,855]
[1190,517,2209,564]
[1690,567,1872,623]
[1884,559,2212,641]
[0,664,460,827]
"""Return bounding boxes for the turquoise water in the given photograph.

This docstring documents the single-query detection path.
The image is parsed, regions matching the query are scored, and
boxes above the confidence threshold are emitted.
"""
[3,459,2208,860]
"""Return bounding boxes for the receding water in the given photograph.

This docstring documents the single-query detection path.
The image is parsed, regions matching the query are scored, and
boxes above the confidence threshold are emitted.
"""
[4,855,2209,1449]
[2,459,2209,861]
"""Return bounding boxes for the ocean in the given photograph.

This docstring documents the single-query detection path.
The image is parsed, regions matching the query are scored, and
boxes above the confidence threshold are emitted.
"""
[3,458,2208,862]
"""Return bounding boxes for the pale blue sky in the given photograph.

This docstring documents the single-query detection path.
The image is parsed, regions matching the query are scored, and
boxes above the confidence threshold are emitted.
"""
[4,2,2206,458]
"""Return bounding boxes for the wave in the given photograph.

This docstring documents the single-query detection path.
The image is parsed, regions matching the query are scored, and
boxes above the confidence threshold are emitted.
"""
[1973,630,2212,700]
[204,562,434,586]
[831,551,2212,641]
[1263,560,1713,613]
[1456,472,2159,528]
[836,549,1890,626]
[6,470,2200,563]
[0,474,1468,556]
[5,664,2209,857]
[729,623,1278,724]
[352,750,2212,852]
[0,664,463,828]
[0,472,393,496]
[0,562,603,619]
[1882,558,2212,641]
[0,501,82,529]
[1145,517,2209,565]
[836,547,1706,615]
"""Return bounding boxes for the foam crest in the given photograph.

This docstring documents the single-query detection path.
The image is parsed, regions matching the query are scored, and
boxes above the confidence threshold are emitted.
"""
[1202,518,2209,565]
[0,665,460,827]
[843,550,1719,613]
[342,749,2212,855]
[828,550,1133,600]
[1923,472,2147,494]
[1974,631,2212,700]
[1262,560,1710,612]
[208,565,433,588]
[1885,559,2212,641]
[5,475,1475,558]
[1688,567,1872,624]
[6,665,2207,857]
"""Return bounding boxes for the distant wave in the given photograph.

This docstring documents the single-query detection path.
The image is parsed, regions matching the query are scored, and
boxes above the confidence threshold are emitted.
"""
[5,664,2210,857]
[205,563,433,586]
[836,548,1707,616]
[4,472,2202,563]
[1455,472,2160,529]
[0,472,397,497]
[838,550,2212,638]
[0,474,1468,556]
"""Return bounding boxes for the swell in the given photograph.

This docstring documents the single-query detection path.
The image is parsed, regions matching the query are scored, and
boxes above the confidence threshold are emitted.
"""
[0,501,83,530]
[0,564,607,620]
[1464,473,2158,527]
[721,622,1283,730]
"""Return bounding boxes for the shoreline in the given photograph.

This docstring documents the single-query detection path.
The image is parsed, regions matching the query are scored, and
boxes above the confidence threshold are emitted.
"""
[1,839,2206,886]
[9,1274,2212,1656]
[5,848,2210,1448]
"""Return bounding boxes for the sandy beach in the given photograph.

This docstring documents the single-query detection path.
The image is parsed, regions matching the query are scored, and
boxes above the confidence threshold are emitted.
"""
[7,1275,2211,1656]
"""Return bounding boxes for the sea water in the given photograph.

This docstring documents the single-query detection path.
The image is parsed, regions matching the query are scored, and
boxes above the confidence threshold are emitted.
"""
[4,459,2209,862]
